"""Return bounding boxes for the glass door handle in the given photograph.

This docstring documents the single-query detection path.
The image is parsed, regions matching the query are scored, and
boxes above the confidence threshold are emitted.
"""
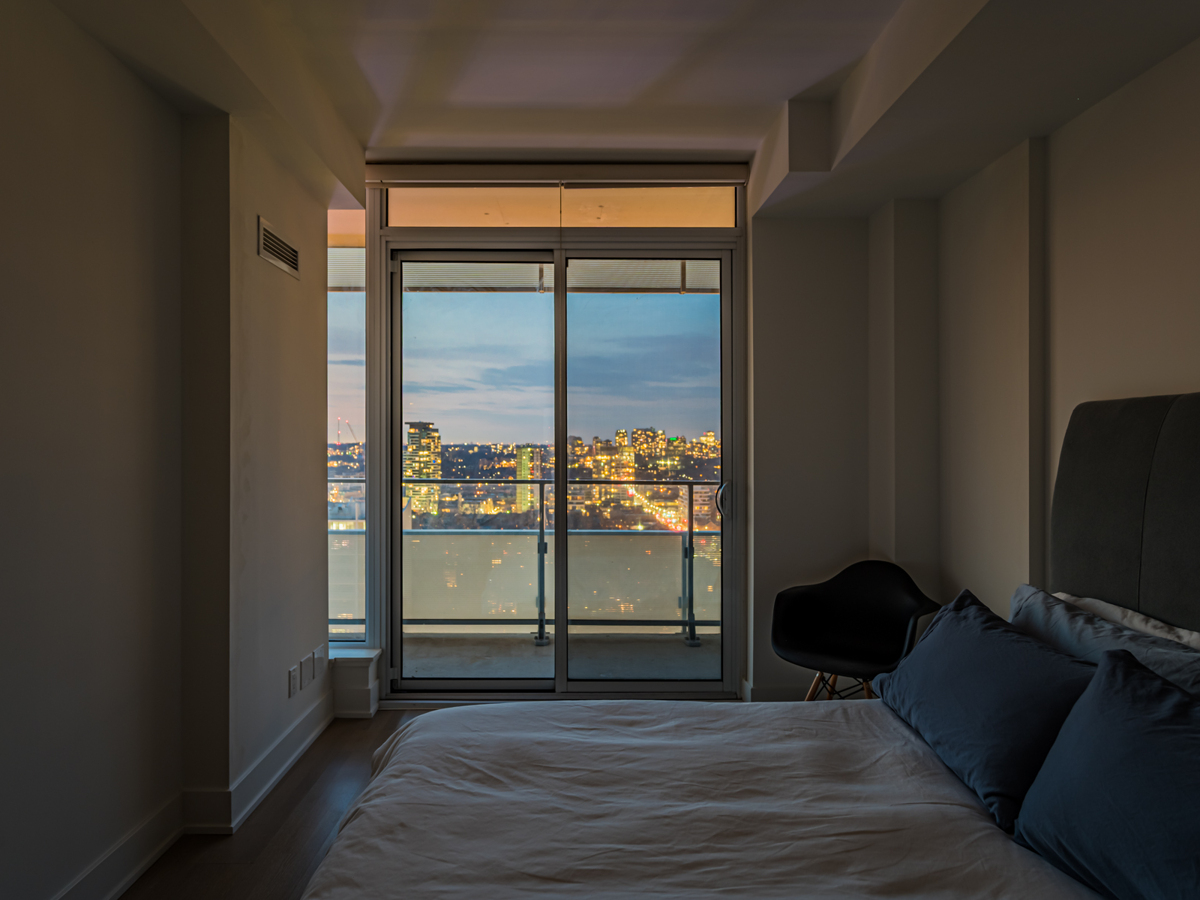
[715,482,727,517]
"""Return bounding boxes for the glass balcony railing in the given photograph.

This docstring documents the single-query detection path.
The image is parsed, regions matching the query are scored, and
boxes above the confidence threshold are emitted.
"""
[329,478,366,640]
[397,478,721,680]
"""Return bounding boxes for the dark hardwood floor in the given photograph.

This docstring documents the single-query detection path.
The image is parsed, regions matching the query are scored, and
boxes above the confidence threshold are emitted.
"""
[123,710,418,900]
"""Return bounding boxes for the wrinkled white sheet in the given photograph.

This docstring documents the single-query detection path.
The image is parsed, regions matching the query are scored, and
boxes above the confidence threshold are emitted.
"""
[303,700,1096,899]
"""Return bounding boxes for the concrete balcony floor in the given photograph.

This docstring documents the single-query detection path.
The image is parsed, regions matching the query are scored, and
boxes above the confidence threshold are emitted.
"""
[401,632,721,680]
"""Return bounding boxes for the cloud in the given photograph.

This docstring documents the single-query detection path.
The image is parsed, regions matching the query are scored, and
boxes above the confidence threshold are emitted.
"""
[329,358,365,367]
[477,361,554,389]
[328,326,365,356]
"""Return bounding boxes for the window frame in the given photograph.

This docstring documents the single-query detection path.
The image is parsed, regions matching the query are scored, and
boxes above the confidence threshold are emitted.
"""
[365,183,748,701]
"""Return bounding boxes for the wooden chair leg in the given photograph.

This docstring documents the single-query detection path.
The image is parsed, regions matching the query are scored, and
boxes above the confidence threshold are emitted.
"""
[804,671,824,701]
[825,674,838,698]
[863,680,874,700]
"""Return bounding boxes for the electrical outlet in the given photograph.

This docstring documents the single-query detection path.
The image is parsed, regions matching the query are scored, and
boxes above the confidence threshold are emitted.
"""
[301,652,314,689]
[288,666,300,698]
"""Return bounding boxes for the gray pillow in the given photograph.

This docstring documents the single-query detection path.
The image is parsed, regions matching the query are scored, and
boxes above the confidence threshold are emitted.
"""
[1053,591,1200,651]
[1010,584,1200,695]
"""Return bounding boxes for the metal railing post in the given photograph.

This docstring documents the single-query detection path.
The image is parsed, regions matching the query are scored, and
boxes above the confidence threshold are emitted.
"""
[684,483,700,647]
[534,481,549,645]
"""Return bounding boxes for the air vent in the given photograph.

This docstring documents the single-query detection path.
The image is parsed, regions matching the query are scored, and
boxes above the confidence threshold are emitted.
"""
[258,217,300,279]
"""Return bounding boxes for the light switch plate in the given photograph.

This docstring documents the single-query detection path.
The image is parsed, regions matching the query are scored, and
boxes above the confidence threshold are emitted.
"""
[301,652,314,689]
[314,642,326,667]
[288,666,300,698]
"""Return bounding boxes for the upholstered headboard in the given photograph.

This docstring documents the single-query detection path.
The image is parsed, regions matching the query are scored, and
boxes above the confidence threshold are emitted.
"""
[1050,392,1200,633]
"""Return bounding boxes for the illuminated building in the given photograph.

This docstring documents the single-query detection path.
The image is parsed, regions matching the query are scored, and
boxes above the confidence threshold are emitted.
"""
[615,428,628,447]
[515,445,544,512]
[691,431,720,459]
[403,421,441,514]
[630,427,658,457]
[656,436,687,474]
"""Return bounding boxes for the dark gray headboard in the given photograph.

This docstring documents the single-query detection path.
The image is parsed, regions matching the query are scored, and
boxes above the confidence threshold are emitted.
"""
[1050,392,1200,633]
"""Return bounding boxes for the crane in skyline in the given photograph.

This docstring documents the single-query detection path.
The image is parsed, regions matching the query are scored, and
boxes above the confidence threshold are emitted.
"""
[335,417,360,445]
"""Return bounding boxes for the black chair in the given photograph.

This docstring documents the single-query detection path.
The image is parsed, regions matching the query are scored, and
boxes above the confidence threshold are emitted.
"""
[771,560,940,700]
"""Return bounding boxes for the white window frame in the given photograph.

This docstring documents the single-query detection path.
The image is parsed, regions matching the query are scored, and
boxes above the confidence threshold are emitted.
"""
[364,173,748,702]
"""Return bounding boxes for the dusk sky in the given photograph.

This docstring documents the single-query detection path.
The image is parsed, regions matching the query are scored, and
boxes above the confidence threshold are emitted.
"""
[328,290,721,446]
[328,292,366,443]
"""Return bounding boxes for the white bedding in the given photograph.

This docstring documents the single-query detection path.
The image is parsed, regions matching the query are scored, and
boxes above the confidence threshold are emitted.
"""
[303,700,1095,899]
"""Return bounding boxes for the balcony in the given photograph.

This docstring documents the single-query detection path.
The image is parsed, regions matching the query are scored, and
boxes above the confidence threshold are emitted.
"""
[399,529,721,681]
[330,478,724,681]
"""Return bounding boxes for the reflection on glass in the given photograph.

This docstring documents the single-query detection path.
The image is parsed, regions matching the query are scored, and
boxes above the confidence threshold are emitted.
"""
[400,261,555,678]
[560,186,734,228]
[386,186,736,229]
[388,187,561,228]
[566,259,722,680]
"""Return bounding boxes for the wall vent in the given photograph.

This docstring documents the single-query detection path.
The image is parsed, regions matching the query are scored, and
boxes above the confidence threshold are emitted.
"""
[258,217,300,279]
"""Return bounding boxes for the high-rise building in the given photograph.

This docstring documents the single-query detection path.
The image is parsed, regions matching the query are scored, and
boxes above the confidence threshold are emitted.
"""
[403,421,441,514]
[615,428,628,447]
[630,427,658,459]
[515,445,544,513]
[657,435,687,474]
[691,430,721,459]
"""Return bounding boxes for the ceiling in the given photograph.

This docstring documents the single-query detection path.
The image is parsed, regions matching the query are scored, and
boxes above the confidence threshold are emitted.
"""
[54,0,1200,212]
[276,0,904,162]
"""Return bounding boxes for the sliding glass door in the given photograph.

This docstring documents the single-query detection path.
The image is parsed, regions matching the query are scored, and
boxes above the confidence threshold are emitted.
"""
[565,259,722,682]
[393,252,727,690]
[395,258,556,684]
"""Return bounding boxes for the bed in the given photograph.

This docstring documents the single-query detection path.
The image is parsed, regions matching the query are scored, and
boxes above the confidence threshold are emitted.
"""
[303,393,1200,899]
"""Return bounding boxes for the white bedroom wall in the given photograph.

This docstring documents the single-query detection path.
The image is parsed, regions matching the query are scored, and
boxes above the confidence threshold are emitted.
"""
[227,117,331,817]
[1046,34,1200,497]
[0,1,183,897]
[867,199,941,600]
[181,113,234,828]
[938,138,1046,615]
[182,114,332,832]
[748,217,869,700]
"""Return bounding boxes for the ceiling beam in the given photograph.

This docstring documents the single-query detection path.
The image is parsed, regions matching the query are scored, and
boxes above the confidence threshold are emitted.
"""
[366,163,748,185]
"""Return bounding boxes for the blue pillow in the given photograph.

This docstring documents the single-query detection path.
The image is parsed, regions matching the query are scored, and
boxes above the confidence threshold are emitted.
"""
[874,589,1096,832]
[1015,651,1200,899]
[1010,584,1200,694]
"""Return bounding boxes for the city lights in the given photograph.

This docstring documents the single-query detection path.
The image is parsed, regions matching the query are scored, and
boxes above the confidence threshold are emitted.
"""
[375,421,720,532]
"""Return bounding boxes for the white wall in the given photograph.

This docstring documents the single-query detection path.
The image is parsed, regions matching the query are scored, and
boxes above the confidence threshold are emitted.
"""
[1047,35,1200,489]
[0,1,182,897]
[181,115,332,832]
[748,218,868,699]
[937,139,1045,614]
[1,4,333,893]
[867,199,940,599]
[934,33,1200,614]
[227,118,331,805]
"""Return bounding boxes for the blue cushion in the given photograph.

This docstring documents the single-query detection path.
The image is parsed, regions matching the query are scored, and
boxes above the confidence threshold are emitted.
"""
[874,589,1095,832]
[1015,650,1200,899]
[1010,584,1200,695]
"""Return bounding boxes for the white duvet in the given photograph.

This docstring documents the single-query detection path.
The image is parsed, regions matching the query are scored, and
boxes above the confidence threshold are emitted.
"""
[303,699,1096,899]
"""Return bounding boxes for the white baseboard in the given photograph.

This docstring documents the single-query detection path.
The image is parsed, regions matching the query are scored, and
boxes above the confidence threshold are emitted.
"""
[183,690,334,834]
[52,794,182,900]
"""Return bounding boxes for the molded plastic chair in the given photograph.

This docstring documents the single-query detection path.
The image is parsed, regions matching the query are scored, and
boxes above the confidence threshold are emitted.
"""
[771,560,940,700]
